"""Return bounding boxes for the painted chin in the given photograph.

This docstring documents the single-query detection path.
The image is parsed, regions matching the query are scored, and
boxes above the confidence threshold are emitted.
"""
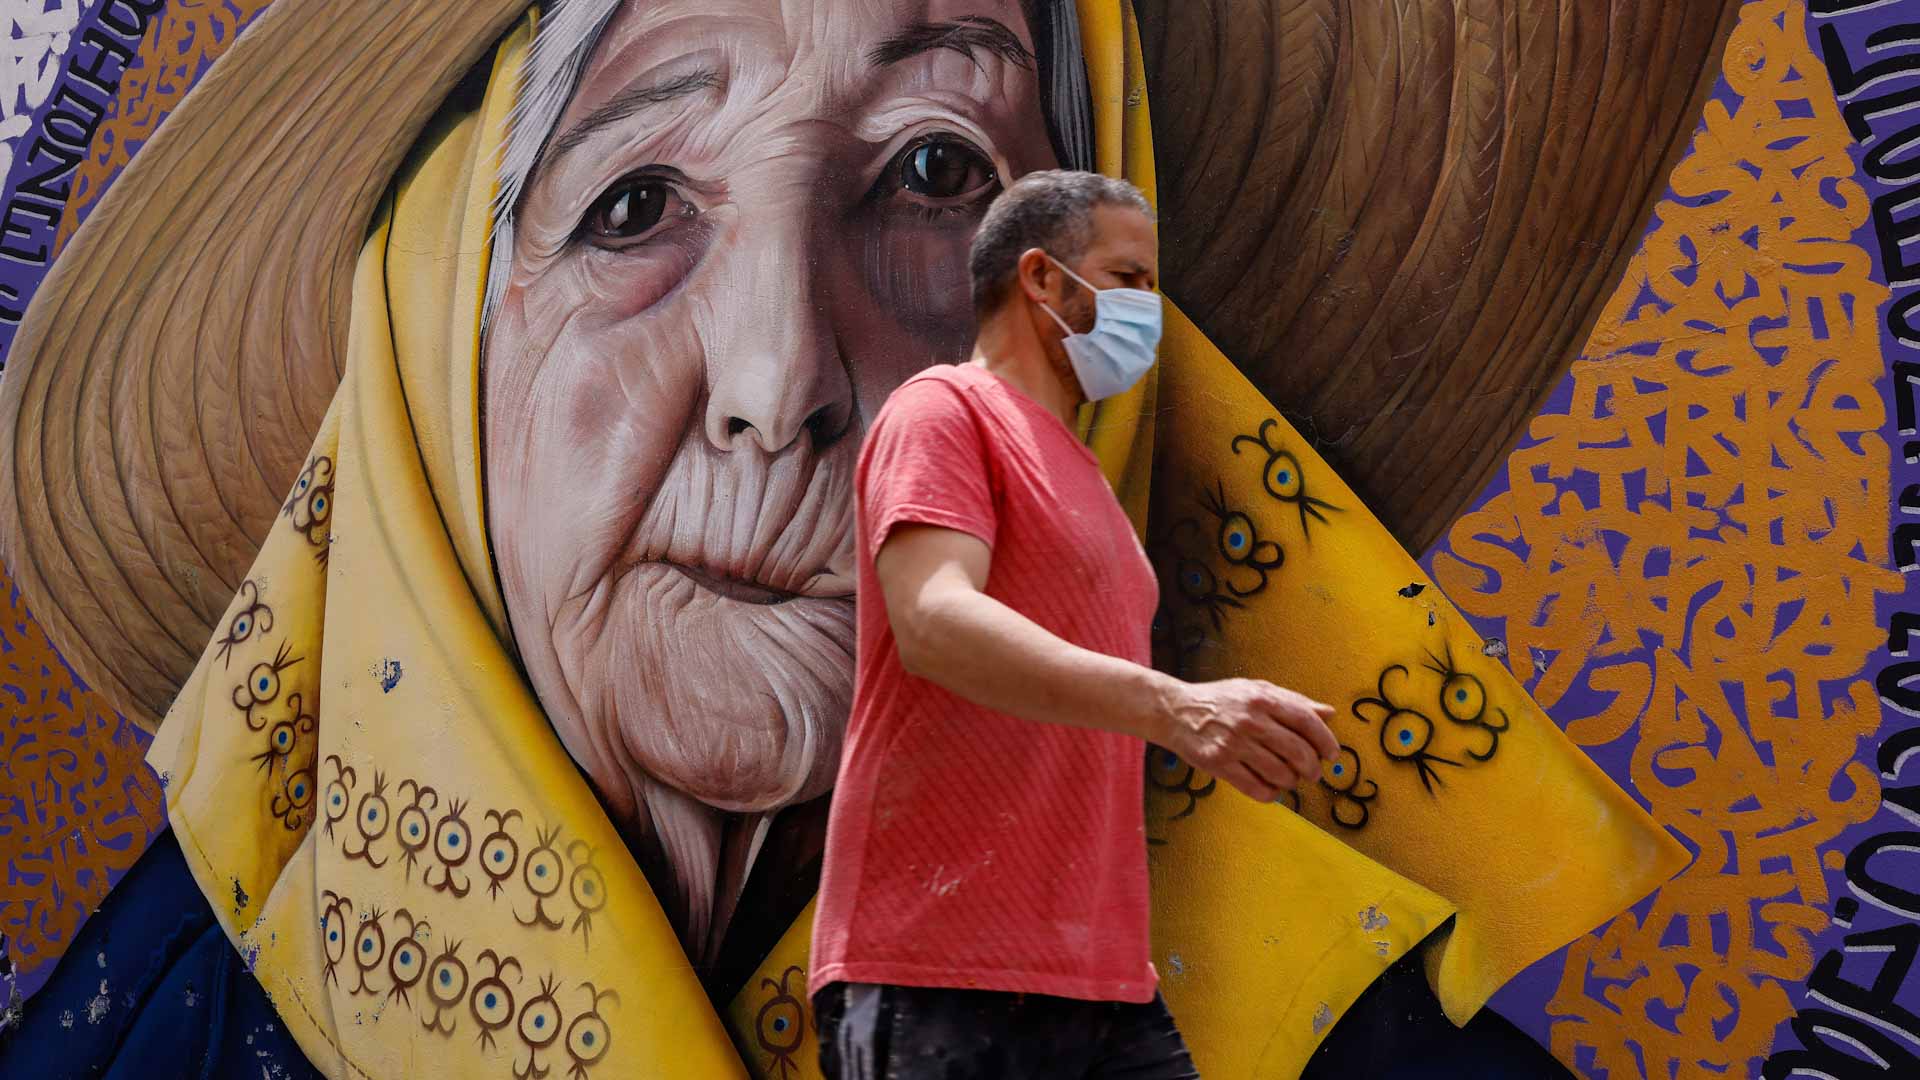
[564,560,855,815]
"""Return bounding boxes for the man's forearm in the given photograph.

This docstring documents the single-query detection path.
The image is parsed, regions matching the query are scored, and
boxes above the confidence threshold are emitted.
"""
[894,585,1180,744]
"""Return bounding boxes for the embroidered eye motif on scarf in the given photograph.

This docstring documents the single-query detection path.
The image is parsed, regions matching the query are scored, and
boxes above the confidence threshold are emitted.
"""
[470,949,521,1053]
[215,579,274,668]
[1230,419,1341,540]
[284,453,336,562]
[1319,745,1379,830]
[232,640,302,732]
[386,908,432,1008]
[319,765,603,948]
[1198,480,1284,596]
[396,779,440,881]
[753,966,810,1080]
[1144,746,1219,846]
[1353,664,1462,795]
[1421,643,1510,762]
[427,798,476,899]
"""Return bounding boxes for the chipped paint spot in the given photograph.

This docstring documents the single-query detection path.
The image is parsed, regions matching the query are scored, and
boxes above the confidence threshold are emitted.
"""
[1167,953,1186,976]
[1375,940,1392,957]
[375,658,403,693]
[85,980,110,1024]
[95,950,105,968]
[184,982,199,1008]
[58,1009,74,1029]
[232,877,250,916]
[1312,1002,1334,1034]
[1481,637,1507,659]
[1397,582,1426,598]
[0,970,21,1036]
[1359,905,1389,931]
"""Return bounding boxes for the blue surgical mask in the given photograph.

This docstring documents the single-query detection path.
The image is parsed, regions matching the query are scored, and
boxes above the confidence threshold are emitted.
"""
[1038,253,1164,401]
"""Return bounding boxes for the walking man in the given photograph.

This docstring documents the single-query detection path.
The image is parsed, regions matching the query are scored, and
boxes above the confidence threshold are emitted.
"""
[808,171,1342,1078]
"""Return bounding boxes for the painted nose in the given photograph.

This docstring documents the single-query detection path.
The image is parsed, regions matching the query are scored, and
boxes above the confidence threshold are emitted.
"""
[706,346,849,453]
[702,220,852,453]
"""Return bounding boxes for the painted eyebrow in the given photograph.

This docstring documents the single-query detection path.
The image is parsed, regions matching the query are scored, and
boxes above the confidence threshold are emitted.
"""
[545,68,724,162]
[867,16,1035,71]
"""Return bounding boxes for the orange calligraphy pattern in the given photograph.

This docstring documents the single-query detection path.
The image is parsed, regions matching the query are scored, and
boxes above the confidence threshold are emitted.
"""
[1431,2,1901,1075]
[53,0,274,257]
[0,559,166,992]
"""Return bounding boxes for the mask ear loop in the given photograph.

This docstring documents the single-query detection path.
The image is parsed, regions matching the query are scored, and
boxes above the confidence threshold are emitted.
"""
[1044,252,1099,295]
[1039,252,1094,335]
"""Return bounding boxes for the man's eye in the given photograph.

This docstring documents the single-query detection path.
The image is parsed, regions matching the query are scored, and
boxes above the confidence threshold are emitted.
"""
[583,178,686,240]
[895,135,999,201]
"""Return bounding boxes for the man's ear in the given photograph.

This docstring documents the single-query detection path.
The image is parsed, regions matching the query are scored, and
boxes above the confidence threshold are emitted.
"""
[1015,247,1054,305]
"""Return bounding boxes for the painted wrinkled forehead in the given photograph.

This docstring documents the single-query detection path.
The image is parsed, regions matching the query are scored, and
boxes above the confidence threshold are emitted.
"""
[481,0,1058,328]
[551,0,1038,154]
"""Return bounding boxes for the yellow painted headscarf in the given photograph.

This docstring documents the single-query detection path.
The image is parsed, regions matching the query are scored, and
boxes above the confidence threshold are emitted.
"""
[147,4,1686,1079]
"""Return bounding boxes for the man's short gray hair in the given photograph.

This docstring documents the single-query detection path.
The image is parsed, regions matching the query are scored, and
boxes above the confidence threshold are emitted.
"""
[967,170,1151,319]
[482,0,1096,338]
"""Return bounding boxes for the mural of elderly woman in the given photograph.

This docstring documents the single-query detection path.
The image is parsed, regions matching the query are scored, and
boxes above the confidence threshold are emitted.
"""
[0,0,1728,1077]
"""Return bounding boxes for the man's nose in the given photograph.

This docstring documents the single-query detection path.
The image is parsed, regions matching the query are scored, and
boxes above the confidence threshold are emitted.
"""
[702,220,853,454]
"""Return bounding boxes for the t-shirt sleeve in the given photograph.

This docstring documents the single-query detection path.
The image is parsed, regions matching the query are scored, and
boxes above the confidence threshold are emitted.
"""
[860,376,998,555]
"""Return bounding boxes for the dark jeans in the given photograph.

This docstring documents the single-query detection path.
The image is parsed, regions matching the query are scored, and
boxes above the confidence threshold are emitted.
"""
[814,982,1200,1080]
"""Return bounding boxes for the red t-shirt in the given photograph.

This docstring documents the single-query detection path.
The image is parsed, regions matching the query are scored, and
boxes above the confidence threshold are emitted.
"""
[809,362,1160,1004]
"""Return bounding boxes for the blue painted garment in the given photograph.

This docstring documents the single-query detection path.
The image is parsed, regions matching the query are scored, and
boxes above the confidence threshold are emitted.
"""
[0,830,322,1079]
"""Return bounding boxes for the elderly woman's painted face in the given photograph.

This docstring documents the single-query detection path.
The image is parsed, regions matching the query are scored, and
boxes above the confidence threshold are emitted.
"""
[483,0,1057,869]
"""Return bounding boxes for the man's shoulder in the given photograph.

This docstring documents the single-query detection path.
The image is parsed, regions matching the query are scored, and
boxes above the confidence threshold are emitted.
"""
[877,364,987,423]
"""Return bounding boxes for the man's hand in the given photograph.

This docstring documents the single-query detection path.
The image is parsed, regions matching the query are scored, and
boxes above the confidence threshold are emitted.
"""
[1157,679,1339,802]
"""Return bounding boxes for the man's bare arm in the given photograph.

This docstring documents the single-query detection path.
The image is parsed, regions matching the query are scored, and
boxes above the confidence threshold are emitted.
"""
[875,523,1339,801]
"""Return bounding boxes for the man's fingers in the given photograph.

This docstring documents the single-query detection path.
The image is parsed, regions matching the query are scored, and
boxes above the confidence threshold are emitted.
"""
[1292,710,1340,762]
[1214,763,1272,802]
[1250,686,1341,762]
[1249,725,1319,784]
[1276,699,1340,762]
[1236,710,1315,781]
[1242,737,1306,793]
[1219,759,1288,803]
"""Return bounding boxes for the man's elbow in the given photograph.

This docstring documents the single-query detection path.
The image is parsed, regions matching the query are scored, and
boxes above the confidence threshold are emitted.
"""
[889,599,950,680]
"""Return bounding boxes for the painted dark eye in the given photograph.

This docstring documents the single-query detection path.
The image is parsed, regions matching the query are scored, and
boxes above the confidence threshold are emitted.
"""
[584,177,687,240]
[896,135,999,201]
